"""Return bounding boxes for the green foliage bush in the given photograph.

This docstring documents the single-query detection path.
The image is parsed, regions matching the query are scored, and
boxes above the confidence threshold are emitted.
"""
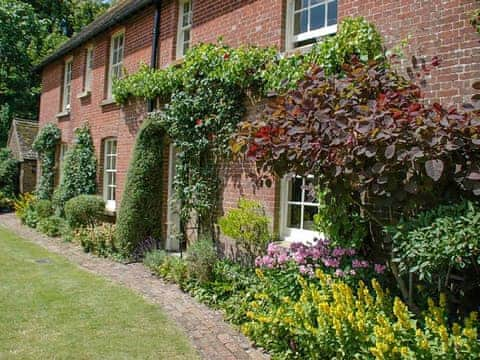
[186,239,218,284]
[143,250,168,272]
[64,195,105,229]
[158,256,188,287]
[218,198,271,264]
[0,148,18,196]
[0,192,14,210]
[390,200,480,280]
[116,116,165,256]
[73,223,118,257]
[314,187,367,249]
[14,193,38,228]
[35,199,53,219]
[33,123,61,200]
[37,215,64,237]
[54,124,97,212]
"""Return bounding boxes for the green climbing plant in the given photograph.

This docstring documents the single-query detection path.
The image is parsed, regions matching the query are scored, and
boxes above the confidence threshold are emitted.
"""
[53,123,97,212]
[33,123,61,200]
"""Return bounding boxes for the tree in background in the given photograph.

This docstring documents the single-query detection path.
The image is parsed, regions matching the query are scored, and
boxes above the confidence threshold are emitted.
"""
[0,0,112,147]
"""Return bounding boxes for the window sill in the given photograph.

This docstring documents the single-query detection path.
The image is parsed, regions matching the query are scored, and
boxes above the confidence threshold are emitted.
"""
[77,91,91,99]
[100,98,118,107]
[56,111,70,119]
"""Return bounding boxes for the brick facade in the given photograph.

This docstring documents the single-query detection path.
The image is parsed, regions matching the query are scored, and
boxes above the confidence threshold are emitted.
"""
[38,0,480,246]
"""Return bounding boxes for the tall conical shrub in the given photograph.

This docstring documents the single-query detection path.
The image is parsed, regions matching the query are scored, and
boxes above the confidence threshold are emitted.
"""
[116,116,165,257]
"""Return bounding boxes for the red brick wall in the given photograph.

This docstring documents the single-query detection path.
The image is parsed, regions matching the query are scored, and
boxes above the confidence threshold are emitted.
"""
[340,0,480,106]
[38,0,480,242]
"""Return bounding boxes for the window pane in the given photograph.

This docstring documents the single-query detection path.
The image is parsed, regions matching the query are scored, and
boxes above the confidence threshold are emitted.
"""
[111,156,116,170]
[294,10,308,35]
[304,177,317,203]
[288,177,303,202]
[287,204,302,229]
[310,3,326,30]
[295,0,308,10]
[327,0,337,26]
[183,42,190,55]
[303,205,318,230]
[111,140,117,154]
[183,29,190,42]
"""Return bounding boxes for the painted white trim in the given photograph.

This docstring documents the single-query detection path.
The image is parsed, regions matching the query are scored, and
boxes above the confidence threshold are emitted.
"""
[62,59,73,112]
[166,143,181,251]
[107,30,125,99]
[176,0,193,59]
[103,138,117,212]
[84,46,94,92]
[279,176,322,243]
[285,0,337,50]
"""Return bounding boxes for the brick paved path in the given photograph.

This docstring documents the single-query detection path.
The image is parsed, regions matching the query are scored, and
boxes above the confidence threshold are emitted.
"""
[0,213,268,360]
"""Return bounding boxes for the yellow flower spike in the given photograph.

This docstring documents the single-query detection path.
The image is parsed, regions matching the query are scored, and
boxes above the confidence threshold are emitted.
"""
[462,327,477,341]
[452,323,461,336]
[255,268,265,280]
[439,293,447,308]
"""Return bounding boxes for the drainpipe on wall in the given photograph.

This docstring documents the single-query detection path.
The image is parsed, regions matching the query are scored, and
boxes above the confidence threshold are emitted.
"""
[148,0,162,113]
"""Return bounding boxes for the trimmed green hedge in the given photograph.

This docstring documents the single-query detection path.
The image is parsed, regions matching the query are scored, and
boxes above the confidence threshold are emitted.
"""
[116,116,165,256]
[64,195,105,229]
[0,148,18,196]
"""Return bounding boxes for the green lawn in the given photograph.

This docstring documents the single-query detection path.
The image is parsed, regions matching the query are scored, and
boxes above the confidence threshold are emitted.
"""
[0,226,198,360]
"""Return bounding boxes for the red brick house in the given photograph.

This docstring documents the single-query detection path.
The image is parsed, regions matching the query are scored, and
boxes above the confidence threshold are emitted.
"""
[37,0,479,250]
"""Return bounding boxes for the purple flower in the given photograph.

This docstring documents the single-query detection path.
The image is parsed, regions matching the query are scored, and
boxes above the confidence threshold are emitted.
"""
[267,243,278,256]
[322,257,340,268]
[352,260,370,269]
[334,269,345,277]
[374,264,387,274]
[277,253,289,265]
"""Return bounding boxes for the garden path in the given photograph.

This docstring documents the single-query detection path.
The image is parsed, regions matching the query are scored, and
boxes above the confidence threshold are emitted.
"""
[0,213,268,360]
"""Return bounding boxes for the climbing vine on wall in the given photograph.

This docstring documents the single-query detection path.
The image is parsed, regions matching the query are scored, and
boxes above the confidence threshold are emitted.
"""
[33,123,61,200]
[113,17,386,240]
[53,123,97,212]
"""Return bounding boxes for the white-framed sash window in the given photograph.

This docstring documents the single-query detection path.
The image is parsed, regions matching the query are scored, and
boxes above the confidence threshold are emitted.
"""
[286,0,338,49]
[84,47,94,92]
[176,0,193,58]
[280,175,321,242]
[103,138,117,211]
[62,58,73,112]
[107,31,125,99]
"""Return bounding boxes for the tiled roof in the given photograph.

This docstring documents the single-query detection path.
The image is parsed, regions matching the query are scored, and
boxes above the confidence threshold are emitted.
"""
[36,0,154,70]
[11,119,39,161]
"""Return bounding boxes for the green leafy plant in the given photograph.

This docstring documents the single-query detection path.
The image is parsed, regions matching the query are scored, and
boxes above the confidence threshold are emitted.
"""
[33,123,61,200]
[143,249,168,272]
[37,215,64,237]
[0,192,14,211]
[218,198,271,264]
[14,192,38,228]
[186,238,218,284]
[314,187,367,249]
[0,148,18,196]
[35,199,54,219]
[116,116,165,257]
[54,124,97,212]
[73,223,118,257]
[388,200,480,312]
[64,195,105,229]
[158,256,189,287]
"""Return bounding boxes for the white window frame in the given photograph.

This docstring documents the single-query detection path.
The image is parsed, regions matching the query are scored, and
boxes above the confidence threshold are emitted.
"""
[107,31,125,99]
[62,58,73,112]
[285,0,338,50]
[84,46,94,92]
[58,143,68,185]
[176,0,193,59]
[103,138,117,212]
[279,175,321,243]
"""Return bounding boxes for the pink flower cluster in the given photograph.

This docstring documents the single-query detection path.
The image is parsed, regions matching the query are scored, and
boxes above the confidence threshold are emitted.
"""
[255,240,387,278]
